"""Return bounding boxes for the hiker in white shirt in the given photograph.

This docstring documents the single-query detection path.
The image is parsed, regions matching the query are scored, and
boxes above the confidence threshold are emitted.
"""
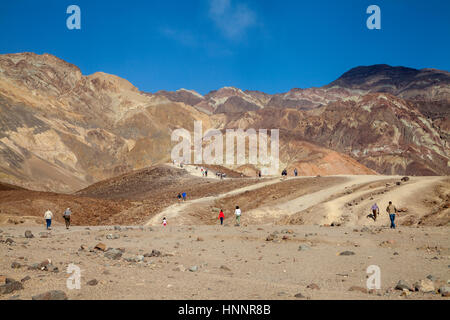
[235,206,242,226]
[44,209,53,230]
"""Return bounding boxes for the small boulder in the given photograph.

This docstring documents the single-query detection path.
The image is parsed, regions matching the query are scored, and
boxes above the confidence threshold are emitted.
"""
[24,231,34,239]
[298,244,311,251]
[439,286,450,297]
[220,265,231,272]
[307,283,320,290]
[414,279,435,293]
[339,251,355,256]
[95,243,107,251]
[0,280,23,295]
[189,266,198,272]
[395,280,412,291]
[104,249,122,260]
[11,262,21,269]
[87,279,98,286]
[32,290,67,300]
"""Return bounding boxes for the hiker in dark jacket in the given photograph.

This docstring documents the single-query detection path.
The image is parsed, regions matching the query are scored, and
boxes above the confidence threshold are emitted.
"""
[63,208,72,230]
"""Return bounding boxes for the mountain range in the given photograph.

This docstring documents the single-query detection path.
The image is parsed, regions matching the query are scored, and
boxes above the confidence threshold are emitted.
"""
[0,52,448,192]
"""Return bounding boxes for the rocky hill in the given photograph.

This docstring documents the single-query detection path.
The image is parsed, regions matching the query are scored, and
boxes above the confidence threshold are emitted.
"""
[0,53,448,192]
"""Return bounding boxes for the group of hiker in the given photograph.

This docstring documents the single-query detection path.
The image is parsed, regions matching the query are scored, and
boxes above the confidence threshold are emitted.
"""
[369,201,399,229]
[216,206,242,226]
[281,168,298,177]
[177,192,187,202]
[43,208,72,230]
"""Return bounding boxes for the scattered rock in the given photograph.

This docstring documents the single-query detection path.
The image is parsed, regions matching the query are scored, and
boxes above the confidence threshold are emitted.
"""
[104,249,122,260]
[307,283,320,290]
[220,265,231,272]
[439,286,450,297]
[426,274,437,282]
[114,226,121,231]
[11,262,21,269]
[401,289,411,297]
[196,237,204,241]
[339,251,355,256]
[395,280,412,291]
[414,279,435,293]
[294,292,305,298]
[298,245,311,251]
[5,238,14,245]
[0,276,6,285]
[0,280,23,295]
[24,230,34,239]
[87,279,98,286]
[95,243,107,251]
[189,266,198,272]
[39,232,50,238]
[401,177,410,182]
[144,249,161,257]
[20,276,31,283]
[32,290,68,300]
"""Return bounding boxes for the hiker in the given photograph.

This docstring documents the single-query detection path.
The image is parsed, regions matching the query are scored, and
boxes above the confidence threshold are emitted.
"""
[386,201,398,229]
[44,209,53,230]
[235,206,241,226]
[281,169,287,177]
[182,192,187,201]
[63,207,72,230]
[162,217,167,227]
[205,169,208,177]
[201,168,204,176]
[371,203,380,221]
[218,209,225,225]
[294,168,298,177]
[177,193,182,202]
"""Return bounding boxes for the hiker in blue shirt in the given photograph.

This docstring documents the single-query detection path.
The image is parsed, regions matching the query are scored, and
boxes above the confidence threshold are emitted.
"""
[182,192,187,201]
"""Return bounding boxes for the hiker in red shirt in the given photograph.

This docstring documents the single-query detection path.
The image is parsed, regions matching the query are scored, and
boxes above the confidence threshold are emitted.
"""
[218,209,225,225]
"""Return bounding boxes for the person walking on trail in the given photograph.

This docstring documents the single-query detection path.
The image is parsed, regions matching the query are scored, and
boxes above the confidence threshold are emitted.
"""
[44,209,53,230]
[182,192,187,201]
[63,208,72,230]
[162,217,167,226]
[235,206,241,226]
[177,193,182,202]
[205,169,208,177]
[294,168,298,177]
[371,203,380,221]
[218,209,225,225]
[386,201,398,229]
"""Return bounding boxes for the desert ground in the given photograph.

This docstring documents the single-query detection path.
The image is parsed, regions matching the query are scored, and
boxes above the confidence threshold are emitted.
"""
[0,164,449,300]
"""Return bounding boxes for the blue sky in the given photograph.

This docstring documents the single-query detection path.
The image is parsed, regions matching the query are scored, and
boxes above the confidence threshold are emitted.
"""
[0,0,449,94]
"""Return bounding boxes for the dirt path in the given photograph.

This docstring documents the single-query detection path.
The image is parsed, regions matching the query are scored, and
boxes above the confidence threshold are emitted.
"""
[322,176,447,226]
[246,175,397,222]
[144,178,280,226]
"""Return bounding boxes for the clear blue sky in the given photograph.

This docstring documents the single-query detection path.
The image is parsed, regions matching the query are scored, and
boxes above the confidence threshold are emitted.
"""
[0,0,449,94]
